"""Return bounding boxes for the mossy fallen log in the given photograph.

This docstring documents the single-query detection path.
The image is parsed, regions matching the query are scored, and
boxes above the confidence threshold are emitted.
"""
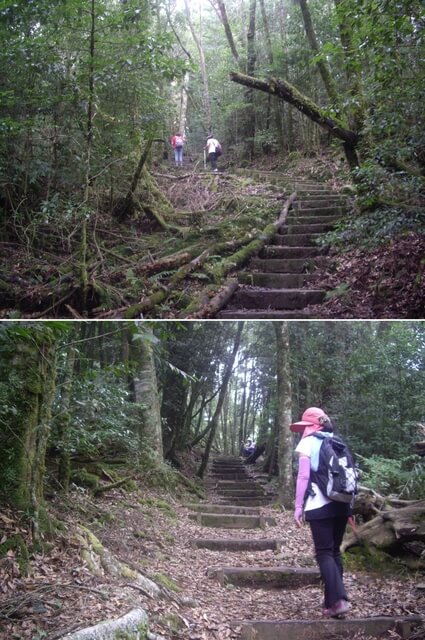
[182,278,238,318]
[123,249,210,318]
[93,475,135,495]
[206,192,297,283]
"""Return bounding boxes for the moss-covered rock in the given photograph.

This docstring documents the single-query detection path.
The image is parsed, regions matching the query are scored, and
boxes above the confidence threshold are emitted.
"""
[71,469,100,490]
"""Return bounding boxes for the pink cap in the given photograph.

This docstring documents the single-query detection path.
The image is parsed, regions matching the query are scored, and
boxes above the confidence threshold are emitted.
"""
[290,407,329,433]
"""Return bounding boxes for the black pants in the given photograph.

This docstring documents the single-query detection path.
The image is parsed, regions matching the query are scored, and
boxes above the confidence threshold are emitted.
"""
[209,151,217,170]
[308,516,348,608]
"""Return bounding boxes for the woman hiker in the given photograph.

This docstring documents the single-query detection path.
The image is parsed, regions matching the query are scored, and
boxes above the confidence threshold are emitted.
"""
[205,134,221,172]
[291,407,352,619]
[171,132,185,167]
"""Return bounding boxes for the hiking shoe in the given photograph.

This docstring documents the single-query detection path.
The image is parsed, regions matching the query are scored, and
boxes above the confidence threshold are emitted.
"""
[323,599,350,619]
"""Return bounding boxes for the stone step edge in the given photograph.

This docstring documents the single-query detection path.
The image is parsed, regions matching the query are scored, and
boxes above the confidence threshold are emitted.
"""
[234,616,423,640]
[188,513,276,526]
[191,538,283,550]
[208,565,320,587]
[183,503,261,514]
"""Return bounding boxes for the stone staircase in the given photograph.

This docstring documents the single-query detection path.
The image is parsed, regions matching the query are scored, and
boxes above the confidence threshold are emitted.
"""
[218,180,349,319]
[185,455,423,639]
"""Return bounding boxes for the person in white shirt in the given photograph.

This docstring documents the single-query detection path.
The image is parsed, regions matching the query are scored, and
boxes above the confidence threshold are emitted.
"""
[205,135,221,172]
[292,407,351,619]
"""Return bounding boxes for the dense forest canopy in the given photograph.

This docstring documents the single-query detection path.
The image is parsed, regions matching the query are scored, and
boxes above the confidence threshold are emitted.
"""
[0,0,425,318]
[0,0,424,239]
[1,320,424,520]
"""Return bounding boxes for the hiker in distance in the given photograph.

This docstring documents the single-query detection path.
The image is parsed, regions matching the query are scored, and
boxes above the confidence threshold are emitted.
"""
[205,134,221,172]
[292,407,358,620]
[171,132,185,167]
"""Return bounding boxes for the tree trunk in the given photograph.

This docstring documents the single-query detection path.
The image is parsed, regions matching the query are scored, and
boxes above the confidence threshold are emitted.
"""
[213,0,241,68]
[57,334,77,492]
[229,71,360,169]
[197,322,244,478]
[123,139,154,216]
[0,329,58,542]
[274,322,294,508]
[80,0,96,310]
[132,326,164,462]
[244,0,257,160]
[333,0,364,132]
[298,0,339,105]
[184,0,212,133]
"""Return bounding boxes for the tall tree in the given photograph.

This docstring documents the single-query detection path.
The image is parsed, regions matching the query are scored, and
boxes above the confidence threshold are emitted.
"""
[274,321,294,507]
[132,325,164,462]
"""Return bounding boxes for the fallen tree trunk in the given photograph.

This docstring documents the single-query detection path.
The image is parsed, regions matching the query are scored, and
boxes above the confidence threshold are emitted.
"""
[354,485,418,522]
[123,249,210,318]
[343,498,425,553]
[230,71,359,168]
[93,475,134,496]
[183,278,238,318]
[206,192,297,282]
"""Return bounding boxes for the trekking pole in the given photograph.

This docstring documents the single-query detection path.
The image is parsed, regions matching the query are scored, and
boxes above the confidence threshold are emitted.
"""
[203,149,206,170]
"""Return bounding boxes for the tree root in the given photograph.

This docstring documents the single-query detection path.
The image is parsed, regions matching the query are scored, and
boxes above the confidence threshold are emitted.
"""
[75,526,165,599]
[59,607,151,640]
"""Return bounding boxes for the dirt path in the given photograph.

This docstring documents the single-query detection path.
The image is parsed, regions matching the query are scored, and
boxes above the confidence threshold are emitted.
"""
[1,464,424,639]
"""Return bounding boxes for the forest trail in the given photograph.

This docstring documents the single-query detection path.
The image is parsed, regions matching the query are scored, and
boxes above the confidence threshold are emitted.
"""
[185,455,423,640]
[217,180,348,319]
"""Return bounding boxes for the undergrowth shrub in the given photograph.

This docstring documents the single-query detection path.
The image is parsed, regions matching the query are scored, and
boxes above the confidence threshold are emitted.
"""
[358,454,425,499]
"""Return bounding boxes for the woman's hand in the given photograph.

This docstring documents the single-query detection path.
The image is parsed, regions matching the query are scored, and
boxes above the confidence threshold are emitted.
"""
[294,507,304,527]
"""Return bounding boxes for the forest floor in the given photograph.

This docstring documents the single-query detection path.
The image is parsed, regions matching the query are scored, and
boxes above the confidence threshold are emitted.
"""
[1,152,423,319]
[1,460,424,640]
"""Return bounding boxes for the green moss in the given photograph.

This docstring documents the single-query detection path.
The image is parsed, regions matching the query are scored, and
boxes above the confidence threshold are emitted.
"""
[152,572,181,592]
[158,612,185,633]
[71,469,100,490]
[343,544,406,576]
[162,532,175,544]
[114,623,149,640]
[0,534,30,576]
[138,496,176,517]
[133,530,147,540]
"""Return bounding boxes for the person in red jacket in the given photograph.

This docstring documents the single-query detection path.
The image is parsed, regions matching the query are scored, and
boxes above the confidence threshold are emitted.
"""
[171,132,185,167]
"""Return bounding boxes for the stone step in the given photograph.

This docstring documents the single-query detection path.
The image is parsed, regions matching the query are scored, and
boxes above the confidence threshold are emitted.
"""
[211,465,246,472]
[239,273,317,288]
[285,215,341,225]
[208,565,320,588]
[188,513,276,528]
[218,309,313,319]
[216,481,261,489]
[297,195,347,203]
[217,489,265,497]
[237,616,423,640]
[295,205,344,215]
[261,246,322,259]
[192,538,283,551]
[231,288,326,310]
[272,234,319,247]
[287,223,335,234]
[250,257,326,273]
[210,473,249,480]
[218,496,274,506]
[185,503,260,515]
